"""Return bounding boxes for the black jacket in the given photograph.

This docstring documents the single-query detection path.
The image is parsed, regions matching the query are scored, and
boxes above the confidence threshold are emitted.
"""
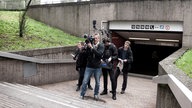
[76,47,88,68]
[86,43,104,68]
[102,43,118,70]
[118,46,133,72]
[102,43,118,63]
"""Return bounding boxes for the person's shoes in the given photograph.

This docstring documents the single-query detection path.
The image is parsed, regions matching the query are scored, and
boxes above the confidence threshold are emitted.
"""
[88,85,93,90]
[80,95,84,100]
[112,94,116,100]
[109,90,112,93]
[76,86,80,91]
[94,95,99,101]
[100,91,107,95]
[120,90,125,94]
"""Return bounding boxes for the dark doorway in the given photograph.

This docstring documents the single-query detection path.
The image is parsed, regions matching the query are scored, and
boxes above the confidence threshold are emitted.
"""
[130,44,180,76]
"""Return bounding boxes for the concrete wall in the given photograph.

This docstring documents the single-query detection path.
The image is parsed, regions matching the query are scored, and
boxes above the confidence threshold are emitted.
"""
[27,0,192,47]
[0,0,26,10]
[0,46,78,86]
[11,46,75,59]
[156,84,181,108]
[157,47,192,108]
[28,3,90,37]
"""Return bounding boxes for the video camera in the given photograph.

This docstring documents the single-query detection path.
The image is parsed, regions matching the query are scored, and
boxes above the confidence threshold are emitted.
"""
[83,34,95,44]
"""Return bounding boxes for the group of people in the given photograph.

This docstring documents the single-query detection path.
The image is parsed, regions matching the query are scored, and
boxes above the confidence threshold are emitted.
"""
[73,33,133,101]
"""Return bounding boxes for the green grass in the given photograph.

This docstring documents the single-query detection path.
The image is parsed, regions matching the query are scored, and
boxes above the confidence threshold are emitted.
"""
[175,49,192,78]
[0,11,84,51]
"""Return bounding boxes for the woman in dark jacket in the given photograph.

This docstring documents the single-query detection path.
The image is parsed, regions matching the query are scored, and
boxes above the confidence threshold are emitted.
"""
[114,40,133,94]
[74,42,93,91]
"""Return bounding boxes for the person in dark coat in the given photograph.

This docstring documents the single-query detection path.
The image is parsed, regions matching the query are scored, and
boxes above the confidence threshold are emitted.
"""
[73,42,93,91]
[114,40,133,94]
[100,37,118,100]
[80,33,104,101]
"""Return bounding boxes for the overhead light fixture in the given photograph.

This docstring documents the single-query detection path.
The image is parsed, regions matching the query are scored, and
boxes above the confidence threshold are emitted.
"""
[128,37,150,41]
[156,39,179,42]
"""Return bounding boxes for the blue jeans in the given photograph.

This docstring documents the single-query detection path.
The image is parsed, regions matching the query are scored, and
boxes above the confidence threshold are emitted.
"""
[80,67,102,96]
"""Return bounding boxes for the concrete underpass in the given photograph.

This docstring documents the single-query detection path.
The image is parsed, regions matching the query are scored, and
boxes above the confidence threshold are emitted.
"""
[111,31,182,76]
[109,21,183,76]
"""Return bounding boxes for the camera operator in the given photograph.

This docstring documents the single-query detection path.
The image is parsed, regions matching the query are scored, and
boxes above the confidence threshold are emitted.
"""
[75,42,93,91]
[100,37,118,100]
[80,33,104,101]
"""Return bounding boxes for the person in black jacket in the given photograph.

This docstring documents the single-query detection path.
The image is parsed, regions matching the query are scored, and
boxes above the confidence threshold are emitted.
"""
[80,33,104,101]
[114,40,133,94]
[74,42,93,91]
[100,37,118,100]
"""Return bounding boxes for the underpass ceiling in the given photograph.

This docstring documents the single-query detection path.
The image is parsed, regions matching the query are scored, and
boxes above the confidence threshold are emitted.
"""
[113,31,182,47]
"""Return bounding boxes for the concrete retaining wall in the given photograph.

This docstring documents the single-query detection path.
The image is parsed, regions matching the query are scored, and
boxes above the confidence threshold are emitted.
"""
[0,0,25,10]
[157,47,192,108]
[27,0,192,47]
[0,46,78,86]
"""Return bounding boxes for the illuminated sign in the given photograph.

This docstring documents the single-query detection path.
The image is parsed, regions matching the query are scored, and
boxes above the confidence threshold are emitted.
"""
[109,21,183,32]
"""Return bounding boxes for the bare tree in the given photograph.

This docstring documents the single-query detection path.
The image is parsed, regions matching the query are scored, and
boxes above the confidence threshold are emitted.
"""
[19,0,32,37]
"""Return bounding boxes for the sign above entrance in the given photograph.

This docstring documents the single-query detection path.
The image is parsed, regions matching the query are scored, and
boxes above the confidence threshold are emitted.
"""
[109,21,183,32]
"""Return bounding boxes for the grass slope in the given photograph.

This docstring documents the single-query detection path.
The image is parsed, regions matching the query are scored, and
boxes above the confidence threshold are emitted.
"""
[0,11,84,51]
[175,49,192,78]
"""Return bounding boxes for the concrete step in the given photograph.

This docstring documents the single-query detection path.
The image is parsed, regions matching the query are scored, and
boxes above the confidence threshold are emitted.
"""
[24,84,106,107]
[0,82,106,108]
[3,82,106,108]
[0,93,26,108]
[0,89,46,108]
[0,82,79,108]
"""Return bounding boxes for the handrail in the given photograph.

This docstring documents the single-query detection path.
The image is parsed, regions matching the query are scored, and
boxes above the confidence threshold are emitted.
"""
[153,74,192,108]
[0,51,74,64]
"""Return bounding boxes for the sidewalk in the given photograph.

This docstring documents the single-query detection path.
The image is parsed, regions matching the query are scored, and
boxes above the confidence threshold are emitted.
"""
[38,75,157,108]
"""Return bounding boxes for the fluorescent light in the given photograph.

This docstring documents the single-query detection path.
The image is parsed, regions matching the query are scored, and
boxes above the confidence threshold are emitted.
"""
[128,37,150,41]
[156,39,179,42]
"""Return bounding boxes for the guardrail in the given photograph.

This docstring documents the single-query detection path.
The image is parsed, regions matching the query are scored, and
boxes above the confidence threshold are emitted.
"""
[153,74,192,108]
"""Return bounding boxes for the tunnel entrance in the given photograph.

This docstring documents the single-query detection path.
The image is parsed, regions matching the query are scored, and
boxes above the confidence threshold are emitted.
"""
[108,21,183,76]
[131,44,180,76]
[110,31,182,76]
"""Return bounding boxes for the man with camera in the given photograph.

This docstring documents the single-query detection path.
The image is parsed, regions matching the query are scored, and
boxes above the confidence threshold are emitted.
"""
[80,33,104,101]
[100,37,118,100]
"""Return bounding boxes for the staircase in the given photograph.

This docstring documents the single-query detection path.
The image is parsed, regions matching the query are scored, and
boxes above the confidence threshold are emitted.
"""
[0,82,106,108]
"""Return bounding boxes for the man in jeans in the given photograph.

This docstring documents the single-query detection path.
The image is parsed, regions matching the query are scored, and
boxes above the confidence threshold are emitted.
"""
[80,33,104,101]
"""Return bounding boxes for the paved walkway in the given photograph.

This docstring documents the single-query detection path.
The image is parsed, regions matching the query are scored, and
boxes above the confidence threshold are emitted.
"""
[38,75,157,108]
